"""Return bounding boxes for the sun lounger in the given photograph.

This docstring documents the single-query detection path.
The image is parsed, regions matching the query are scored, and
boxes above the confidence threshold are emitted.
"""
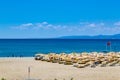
[77,64,85,68]
[64,61,73,65]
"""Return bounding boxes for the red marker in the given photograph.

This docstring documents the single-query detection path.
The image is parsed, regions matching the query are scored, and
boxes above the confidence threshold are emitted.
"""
[107,41,111,46]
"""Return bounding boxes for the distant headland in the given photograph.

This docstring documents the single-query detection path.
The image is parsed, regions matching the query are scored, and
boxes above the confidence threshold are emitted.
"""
[59,34,120,39]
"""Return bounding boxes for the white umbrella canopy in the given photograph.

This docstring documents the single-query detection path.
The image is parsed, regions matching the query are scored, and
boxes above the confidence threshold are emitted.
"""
[48,53,56,56]
[81,52,89,56]
[42,55,50,61]
[35,53,44,56]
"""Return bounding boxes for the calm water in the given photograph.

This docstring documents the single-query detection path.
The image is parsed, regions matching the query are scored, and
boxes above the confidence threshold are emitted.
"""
[0,39,120,57]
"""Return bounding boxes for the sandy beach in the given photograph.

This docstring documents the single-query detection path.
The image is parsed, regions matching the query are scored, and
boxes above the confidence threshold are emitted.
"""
[0,57,120,80]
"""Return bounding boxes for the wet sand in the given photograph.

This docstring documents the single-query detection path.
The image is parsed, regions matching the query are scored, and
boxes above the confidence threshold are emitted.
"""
[0,57,120,80]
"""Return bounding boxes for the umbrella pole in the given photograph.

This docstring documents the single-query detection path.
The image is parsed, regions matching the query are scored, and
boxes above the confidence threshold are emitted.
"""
[28,66,31,79]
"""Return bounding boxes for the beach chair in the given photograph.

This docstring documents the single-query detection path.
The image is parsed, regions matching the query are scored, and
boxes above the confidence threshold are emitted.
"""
[117,61,120,66]
[90,63,96,68]
[107,61,118,66]
[64,61,73,65]
[76,64,87,68]
[58,61,65,64]
[98,61,108,67]
[73,63,78,67]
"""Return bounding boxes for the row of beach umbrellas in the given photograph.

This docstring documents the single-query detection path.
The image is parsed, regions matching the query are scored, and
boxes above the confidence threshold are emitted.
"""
[34,52,120,68]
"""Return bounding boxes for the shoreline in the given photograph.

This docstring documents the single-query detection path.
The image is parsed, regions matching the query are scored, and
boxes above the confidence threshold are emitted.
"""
[0,57,34,58]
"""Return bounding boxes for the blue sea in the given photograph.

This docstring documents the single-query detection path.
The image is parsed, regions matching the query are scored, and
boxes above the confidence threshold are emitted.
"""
[0,39,120,57]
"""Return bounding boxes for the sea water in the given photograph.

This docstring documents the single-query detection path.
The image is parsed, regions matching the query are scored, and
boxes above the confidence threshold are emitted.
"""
[0,39,120,57]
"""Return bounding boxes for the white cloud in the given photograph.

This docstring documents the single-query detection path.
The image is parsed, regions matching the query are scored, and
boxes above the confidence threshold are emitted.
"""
[86,22,104,28]
[42,22,48,25]
[11,21,120,36]
[21,23,33,27]
[99,22,105,26]
[114,21,120,26]
[12,23,33,30]
[88,23,96,27]
[47,24,53,27]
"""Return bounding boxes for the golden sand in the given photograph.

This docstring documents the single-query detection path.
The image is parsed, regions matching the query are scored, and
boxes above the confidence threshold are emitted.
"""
[0,57,120,80]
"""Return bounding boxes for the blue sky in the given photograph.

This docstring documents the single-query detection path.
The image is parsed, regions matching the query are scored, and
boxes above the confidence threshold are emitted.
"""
[0,0,120,38]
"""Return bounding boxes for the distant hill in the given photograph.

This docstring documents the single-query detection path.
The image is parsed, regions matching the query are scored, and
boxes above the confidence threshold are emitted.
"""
[59,34,120,39]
